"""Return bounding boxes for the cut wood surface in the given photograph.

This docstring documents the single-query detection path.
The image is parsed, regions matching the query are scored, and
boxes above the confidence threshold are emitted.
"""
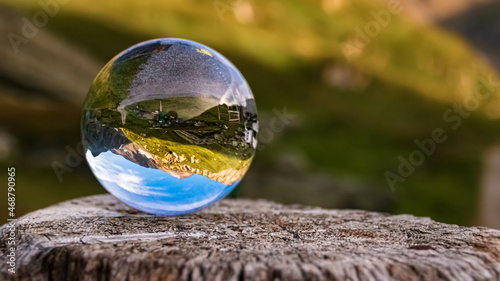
[1,194,500,281]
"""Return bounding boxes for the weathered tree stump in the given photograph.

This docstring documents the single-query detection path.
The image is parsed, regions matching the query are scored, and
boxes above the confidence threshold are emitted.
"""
[1,195,499,281]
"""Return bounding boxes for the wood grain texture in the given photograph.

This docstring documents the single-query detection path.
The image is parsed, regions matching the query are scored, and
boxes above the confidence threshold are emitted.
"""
[1,195,499,281]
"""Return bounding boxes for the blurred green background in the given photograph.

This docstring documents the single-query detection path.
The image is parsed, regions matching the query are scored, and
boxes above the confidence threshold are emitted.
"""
[1,0,500,228]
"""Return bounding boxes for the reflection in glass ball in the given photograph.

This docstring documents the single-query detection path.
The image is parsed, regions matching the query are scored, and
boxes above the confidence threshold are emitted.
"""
[81,39,258,215]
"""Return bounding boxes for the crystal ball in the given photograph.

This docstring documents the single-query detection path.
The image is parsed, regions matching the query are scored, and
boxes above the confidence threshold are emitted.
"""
[81,39,258,215]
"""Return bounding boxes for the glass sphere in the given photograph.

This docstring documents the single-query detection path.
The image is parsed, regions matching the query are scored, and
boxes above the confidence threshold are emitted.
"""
[81,39,258,215]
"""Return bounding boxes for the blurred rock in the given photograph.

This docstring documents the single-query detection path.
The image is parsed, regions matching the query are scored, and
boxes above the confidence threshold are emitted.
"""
[0,127,16,162]
[441,1,500,71]
[0,6,102,167]
[0,6,101,105]
[480,145,500,229]
[0,7,103,133]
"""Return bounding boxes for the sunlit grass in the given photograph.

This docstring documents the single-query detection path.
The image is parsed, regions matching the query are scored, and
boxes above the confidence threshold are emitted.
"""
[5,0,498,109]
[122,128,251,174]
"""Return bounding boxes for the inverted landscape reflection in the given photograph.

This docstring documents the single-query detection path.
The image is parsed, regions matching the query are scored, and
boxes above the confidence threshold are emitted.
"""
[81,38,258,215]
[86,151,238,214]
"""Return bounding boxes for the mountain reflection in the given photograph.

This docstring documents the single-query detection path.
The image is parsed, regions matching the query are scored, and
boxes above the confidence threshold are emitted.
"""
[86,150,237,215]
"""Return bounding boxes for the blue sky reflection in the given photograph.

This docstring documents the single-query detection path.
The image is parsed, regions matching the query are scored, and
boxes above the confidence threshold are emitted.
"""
[86,150,238,215]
